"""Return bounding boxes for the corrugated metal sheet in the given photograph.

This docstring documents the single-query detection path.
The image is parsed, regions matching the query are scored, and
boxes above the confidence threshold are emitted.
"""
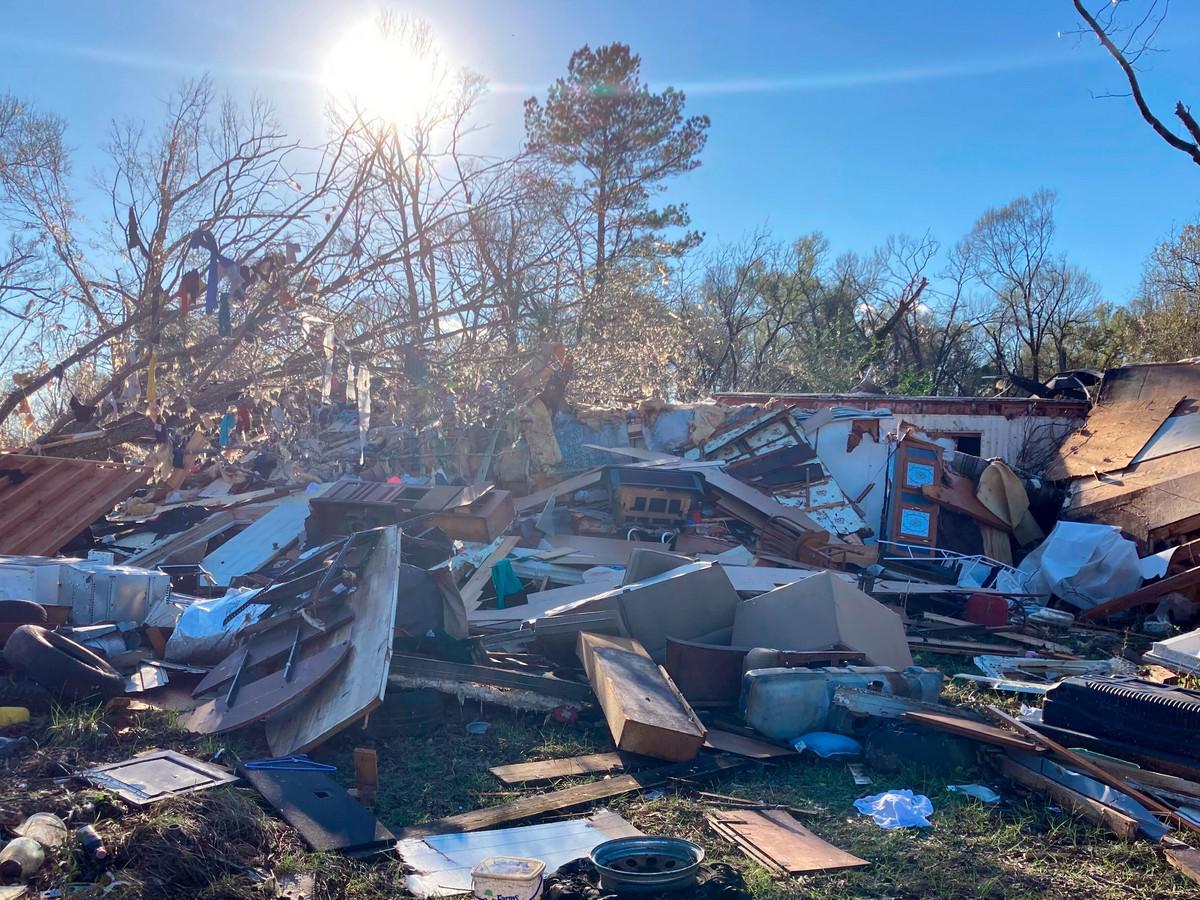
[0,454,150,556]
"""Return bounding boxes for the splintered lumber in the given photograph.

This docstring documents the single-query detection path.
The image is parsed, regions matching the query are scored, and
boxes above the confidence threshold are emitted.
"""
[997,756,1140,841]
[902,711,1045,753]
[707,808,868,874]
[1081,565,1200,621]
[514,469,604,513]
[577,632,706,762]
[400,754,747,838]
[488,752,644,785]
[459,536,521,610]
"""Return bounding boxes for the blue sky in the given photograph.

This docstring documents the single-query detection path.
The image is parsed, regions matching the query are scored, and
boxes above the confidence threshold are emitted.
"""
[2,1,1198,301]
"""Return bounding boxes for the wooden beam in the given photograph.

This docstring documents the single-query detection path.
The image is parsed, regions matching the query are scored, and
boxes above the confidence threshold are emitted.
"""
[488,752,644,785]
[578,632,706,762]
[902,711,1044,753]
[989,706,1199,834]
[399,754,747,838]
[1165,847,1200,888]
[998,757,1140,841]
[1082,565,1200,621]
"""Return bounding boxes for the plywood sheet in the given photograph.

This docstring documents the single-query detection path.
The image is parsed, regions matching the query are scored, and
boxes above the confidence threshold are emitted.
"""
[708,809,867,874]
[488,752,635,785]
[1048,398,1179,479]
[265,526,401,755]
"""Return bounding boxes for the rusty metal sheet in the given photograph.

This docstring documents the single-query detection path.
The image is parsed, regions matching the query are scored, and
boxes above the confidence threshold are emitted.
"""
[0,454,150,556]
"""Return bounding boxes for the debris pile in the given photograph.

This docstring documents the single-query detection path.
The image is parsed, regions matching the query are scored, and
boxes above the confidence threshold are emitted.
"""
[4,362,1200,894]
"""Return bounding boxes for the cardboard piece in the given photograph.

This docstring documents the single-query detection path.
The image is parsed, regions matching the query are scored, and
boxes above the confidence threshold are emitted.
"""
[621,548,693,585]
[577,632,706,762]
[731,571,914,669]
[616,561,741,660]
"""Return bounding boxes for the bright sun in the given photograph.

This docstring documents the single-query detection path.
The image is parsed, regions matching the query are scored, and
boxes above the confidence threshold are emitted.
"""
[323,17,449,127]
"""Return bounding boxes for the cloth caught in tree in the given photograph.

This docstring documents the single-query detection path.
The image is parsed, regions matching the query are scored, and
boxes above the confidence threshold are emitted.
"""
[219,411,236,448]
[178,269,200,316]
[355,363,370,463]
[218,292,231,336]
[126,207,142,252]
[69,395,95,423]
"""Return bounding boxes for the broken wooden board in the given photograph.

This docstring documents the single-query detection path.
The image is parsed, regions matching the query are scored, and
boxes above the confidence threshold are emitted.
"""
[265,526,402,756]
[1164,846,1200,888]
[185,642,351,735]
[1082,565,1200,621]
[398,809,641,898]
[192,604,356,697]
[514,469,604,513]
[902,711,1044,753]
[708,808,867,874]
[488,752,641,785]
[578,632,706,762]
[459,536,520,610]
[1046,396,1179,480]
[997,756,1140,840]
[389,653,593,703]
[399,754,747,839]
[704,729,796,760]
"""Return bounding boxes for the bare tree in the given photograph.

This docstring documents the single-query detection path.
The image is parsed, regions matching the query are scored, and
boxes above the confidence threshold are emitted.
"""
[1072,0,1200,167]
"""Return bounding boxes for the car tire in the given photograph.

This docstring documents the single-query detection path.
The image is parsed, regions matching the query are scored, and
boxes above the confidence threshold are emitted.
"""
[2,625,125,700]
[0,600,47,625]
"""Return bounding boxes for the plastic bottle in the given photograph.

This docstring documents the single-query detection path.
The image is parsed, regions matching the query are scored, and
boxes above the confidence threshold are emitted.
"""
[75,825,109,862]
[0,836,45,879]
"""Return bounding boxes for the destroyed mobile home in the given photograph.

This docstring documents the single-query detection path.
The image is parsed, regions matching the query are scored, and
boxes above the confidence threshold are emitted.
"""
[6,362,1200,895]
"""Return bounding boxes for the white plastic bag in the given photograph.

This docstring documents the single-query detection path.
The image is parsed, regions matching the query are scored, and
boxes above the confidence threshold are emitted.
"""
[853,790,933,828]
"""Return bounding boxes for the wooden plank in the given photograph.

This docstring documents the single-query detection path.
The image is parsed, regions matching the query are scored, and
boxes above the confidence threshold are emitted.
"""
[998,756,1140,840]
[545,535,643,567]
[459,536,520,610]
[514,469,604,513]
[708,809,868,874]
[578,632,706,762]
[1081,565,1200,621]
[354,748,379,806]
[389,653,593,703]
[704,729,795,760]
[265,526,402,756]
[988,706,1197,833]
[902,711,1044,753]
[1164,847,1200,887]
[488,752,639,785]
[400,754,747,838]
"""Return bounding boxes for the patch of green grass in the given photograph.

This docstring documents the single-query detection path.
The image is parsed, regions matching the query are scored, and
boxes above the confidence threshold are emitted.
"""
[46,702,112,750]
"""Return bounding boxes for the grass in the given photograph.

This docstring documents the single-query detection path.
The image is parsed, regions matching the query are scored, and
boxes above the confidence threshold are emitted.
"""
[10,658,1200,899]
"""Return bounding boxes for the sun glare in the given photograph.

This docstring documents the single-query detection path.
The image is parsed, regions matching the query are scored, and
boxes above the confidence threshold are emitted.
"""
[323,18,449,127]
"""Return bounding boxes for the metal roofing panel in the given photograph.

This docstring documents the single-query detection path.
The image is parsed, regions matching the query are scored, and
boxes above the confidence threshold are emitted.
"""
[0,454,150,556]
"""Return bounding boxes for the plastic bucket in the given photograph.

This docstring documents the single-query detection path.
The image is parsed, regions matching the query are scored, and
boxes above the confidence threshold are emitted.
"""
[471,855,545,900]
